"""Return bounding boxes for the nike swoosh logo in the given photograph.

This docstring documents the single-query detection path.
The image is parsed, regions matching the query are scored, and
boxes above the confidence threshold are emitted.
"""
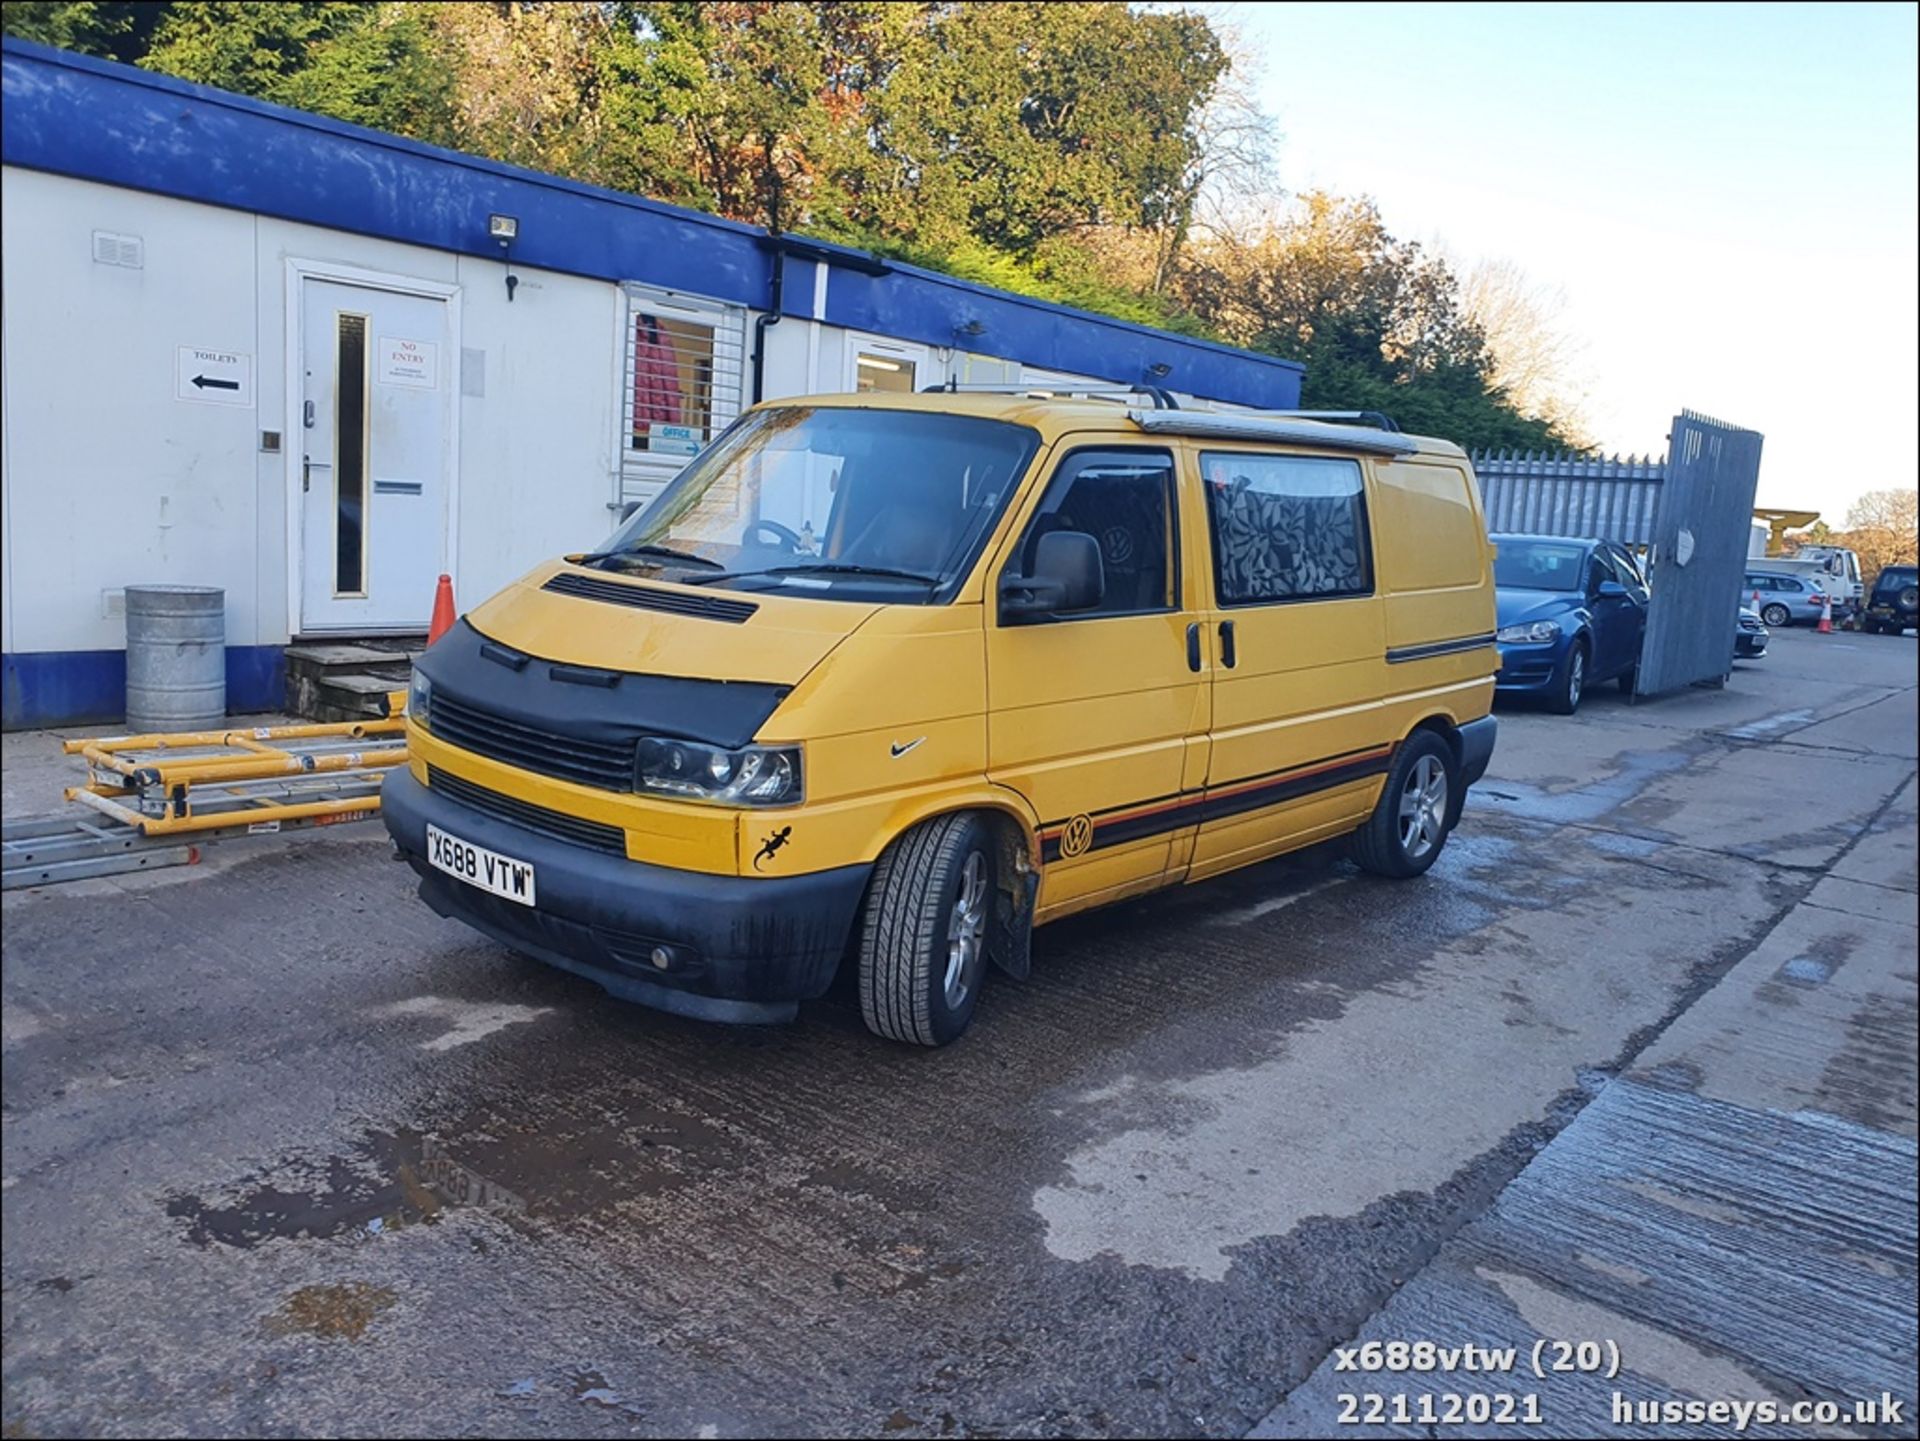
[890,737,926,758]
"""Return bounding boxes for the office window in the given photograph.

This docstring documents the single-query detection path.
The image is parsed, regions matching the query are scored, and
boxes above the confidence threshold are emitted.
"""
[855,351,917,393]
[620,287,745,466]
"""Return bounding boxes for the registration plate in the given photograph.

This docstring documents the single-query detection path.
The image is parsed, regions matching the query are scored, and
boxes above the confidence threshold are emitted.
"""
[426,824,537,906]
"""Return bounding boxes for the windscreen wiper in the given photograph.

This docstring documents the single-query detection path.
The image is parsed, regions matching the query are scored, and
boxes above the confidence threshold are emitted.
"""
[571,544,723,570]
[689,561,939,586]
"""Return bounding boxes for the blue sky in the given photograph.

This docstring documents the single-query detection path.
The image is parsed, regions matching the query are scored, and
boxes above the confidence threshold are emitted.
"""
[1227,2,1918,524]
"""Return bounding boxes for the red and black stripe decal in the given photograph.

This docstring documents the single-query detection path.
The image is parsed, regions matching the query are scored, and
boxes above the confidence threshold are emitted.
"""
[1037,743,1395,863]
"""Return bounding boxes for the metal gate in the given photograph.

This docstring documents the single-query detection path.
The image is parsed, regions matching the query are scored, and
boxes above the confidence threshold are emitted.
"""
[1634,411,1765,697]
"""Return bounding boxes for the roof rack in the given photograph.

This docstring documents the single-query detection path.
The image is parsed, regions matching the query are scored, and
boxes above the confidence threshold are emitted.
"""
[1125,408,1420,457]
[906,385,1418,454]
[1261,409,1403,434]
[919,380,1182,409]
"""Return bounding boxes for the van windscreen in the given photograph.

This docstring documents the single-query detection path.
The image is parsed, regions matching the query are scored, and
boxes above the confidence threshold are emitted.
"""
[584,406,1040,603]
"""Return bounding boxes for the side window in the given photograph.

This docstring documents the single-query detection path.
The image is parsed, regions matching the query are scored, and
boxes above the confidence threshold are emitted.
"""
[1201,452,1371,605]
[1586,554,1611,596]
[1005,449,1177,618]
[1608,545,1650,602]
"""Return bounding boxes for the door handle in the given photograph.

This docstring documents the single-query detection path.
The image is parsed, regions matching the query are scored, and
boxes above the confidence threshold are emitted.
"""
[1220,620,1237,669]
[302,455,311,493]
[1186,622,1202,672]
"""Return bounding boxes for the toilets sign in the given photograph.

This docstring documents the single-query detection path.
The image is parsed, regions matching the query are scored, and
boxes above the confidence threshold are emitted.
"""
[175,346,253,407]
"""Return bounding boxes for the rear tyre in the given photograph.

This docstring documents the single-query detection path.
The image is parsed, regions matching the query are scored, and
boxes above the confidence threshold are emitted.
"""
[1351,731,1458,879]
[1861,618,1882,635]
[857,813,995,1047]
[1760,602,1791,628]
[1547,640,1587,716]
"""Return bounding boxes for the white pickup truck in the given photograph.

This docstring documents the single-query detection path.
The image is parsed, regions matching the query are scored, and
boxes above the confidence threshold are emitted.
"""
[1750,547,1864,616]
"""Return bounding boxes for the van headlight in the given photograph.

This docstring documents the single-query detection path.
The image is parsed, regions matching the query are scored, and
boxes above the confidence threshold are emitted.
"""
[635,738,802,806]
[407,670,432,728]
[1496,620,1562,644]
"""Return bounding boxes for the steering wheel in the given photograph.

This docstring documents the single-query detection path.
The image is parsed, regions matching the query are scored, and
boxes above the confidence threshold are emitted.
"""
[746,519,803,553]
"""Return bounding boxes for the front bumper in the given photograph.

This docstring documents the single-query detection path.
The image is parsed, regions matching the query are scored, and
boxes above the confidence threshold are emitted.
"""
[1493,639,1565,693]
[1734,631,1768,657]
[1457,716,1497,789]
[382,768,871,1024]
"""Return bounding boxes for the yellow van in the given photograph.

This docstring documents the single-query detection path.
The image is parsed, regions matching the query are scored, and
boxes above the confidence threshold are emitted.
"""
[383,390,1497,1044]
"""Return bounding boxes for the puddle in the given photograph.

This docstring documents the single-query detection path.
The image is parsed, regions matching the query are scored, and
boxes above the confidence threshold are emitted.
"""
[167,1130,525,1249]
[1469,747,1693,827]
[1585,830,1665,858]
[1779,956,1833,986]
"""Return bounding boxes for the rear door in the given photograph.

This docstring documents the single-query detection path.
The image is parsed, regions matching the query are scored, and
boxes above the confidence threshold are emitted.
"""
[984,443,1210,917]
[1187,446,1393,881]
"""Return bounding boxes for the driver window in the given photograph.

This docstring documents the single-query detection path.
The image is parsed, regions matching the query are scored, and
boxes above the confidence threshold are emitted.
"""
[1006,449,1177,618]
[1607,546,1650,602]
[1586,554,1611,596]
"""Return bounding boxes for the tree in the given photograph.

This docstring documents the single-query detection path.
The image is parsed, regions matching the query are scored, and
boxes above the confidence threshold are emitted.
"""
[1171,194,1571,451]
[0,0,167,62]
[1457,257,1593,447]
[1840,488,1920,584]
[856,3,1228,255]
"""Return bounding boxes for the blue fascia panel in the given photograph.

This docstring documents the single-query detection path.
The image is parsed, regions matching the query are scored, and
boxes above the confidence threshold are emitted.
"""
[2,646,286,730]
[823,260,1303,405]
[2,38,1302,408]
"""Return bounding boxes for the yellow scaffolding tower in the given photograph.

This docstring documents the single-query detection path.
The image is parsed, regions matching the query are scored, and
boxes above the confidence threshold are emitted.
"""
[3,698,409,888]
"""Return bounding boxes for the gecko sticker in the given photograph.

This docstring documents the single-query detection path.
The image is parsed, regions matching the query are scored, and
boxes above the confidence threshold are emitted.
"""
[753,826,793,871]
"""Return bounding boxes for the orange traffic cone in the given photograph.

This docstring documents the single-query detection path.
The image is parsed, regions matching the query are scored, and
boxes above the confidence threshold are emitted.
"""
[1816,591,1833,634]
[428,573,457,644]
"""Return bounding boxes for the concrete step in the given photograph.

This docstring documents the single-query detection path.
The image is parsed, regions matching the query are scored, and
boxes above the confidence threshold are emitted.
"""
[285,636,424,722]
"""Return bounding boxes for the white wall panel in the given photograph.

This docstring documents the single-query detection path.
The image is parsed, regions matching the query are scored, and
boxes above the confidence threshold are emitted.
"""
[1,168,260,654]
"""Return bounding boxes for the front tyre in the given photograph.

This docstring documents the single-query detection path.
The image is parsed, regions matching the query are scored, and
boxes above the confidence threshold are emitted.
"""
[1547,639,1587,715]
[858,813,996,1046]
[1351,732,1458,879]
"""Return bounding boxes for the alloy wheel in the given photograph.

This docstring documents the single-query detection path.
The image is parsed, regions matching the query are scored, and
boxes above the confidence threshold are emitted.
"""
[942,850,989,1009]
[1398,755,1449,861]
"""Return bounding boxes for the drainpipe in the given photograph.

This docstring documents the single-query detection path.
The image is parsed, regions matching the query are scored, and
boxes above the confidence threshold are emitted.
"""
[750,246,786,406]
[750,232,892,404]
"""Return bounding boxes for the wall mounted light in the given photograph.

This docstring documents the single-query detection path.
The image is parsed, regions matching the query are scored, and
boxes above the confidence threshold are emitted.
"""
[956,318,987,338]
[1147,361,1172,379]
[489,213,520,302]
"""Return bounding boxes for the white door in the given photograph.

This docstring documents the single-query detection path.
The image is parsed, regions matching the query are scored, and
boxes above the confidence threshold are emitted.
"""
[300,279,454,632]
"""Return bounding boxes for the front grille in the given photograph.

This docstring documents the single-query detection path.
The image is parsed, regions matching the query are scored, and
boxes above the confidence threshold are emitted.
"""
[430,691,635,790]
[427,765,626,856]
[542,572,757,623]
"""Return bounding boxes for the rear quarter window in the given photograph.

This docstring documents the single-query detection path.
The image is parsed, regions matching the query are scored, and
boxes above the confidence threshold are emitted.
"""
[1373,460,1485,591]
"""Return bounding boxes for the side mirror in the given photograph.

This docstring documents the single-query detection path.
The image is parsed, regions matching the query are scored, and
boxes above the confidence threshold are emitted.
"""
[1595,579,1629,600]
[1001,530,1105,622]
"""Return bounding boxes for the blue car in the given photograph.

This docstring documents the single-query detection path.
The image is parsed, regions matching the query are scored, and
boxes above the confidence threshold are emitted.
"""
[1491,534,1650,714]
